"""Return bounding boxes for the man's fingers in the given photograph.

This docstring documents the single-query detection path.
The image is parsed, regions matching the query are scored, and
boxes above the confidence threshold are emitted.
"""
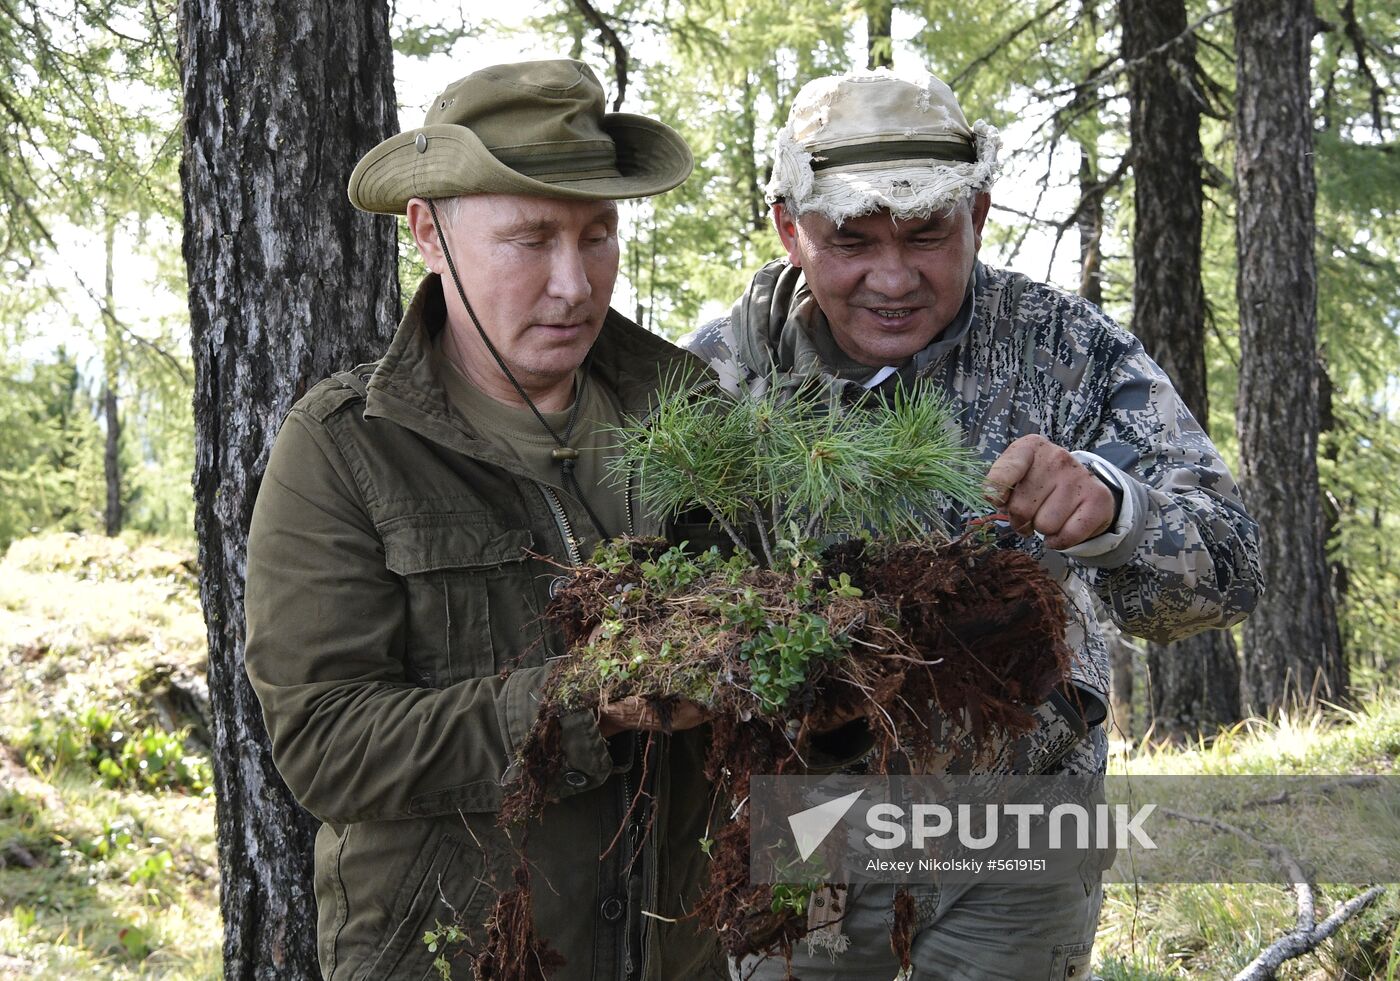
[600,696,711,735]
[1044,495,1115,550]
[1028,483,1079,540]
[1005,482,1044,534]
[1004,467,1057,534]
[986,437,1118,549]
[983,436,1042,505]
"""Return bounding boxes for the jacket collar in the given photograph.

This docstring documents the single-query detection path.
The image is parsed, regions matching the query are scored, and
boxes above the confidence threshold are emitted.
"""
[363,273,704,459]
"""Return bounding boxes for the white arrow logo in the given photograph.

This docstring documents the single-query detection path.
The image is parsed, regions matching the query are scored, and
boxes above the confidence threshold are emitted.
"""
[788,789,865,861]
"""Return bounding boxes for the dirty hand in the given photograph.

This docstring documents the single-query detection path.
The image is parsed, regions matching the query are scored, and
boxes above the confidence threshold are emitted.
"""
[597,696,710,738]
[982,434,1116,550]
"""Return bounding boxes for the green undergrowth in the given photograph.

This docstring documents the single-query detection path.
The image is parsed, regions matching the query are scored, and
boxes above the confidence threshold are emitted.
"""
[4,533,1398,978]
[1096,691,1400,978]
[0,533,218,979]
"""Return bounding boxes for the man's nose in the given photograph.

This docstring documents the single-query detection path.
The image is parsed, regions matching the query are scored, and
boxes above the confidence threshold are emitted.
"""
[548,245,593,305]
[864,246,920,299]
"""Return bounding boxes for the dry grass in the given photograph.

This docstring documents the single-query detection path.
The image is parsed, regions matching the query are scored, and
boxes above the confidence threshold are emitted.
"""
[0,533,217,979]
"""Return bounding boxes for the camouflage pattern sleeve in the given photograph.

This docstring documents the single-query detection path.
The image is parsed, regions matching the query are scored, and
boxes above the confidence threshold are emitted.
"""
[1053,304,1264,645]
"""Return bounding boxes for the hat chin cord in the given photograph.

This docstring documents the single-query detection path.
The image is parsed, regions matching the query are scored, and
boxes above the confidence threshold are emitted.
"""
[427,198,613,544]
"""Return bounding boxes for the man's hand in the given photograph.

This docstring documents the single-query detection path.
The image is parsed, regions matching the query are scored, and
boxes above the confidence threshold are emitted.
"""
[982,434,1116,550]
[597,696,710,738]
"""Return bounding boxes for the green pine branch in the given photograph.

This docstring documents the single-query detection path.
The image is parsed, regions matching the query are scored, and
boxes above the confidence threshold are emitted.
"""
[613,374,986,565]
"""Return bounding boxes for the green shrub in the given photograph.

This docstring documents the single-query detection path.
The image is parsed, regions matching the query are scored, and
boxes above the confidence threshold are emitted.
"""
[23,704,212,794]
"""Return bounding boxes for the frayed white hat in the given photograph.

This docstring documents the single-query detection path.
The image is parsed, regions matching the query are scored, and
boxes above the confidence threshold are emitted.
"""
[766,69,1000,225]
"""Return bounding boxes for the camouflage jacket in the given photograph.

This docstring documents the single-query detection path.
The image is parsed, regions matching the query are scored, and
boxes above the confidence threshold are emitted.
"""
[685,259,1264,772]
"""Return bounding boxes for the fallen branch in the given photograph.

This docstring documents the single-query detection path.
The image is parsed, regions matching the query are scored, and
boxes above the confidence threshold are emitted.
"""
[1159,807,1386,981]
[1226,775,1382,811]
[1232,886,1384,981]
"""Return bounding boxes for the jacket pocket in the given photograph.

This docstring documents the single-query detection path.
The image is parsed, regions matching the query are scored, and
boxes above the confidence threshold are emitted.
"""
[380,514,543,681]
[322,819,487,981]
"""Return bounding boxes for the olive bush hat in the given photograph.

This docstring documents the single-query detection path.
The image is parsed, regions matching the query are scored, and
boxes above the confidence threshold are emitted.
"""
[348,59,693,214]
[766,68,1000,225]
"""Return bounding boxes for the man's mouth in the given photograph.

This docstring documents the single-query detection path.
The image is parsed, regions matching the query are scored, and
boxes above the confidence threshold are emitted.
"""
[536,319,590,331]
[862,305,923,326]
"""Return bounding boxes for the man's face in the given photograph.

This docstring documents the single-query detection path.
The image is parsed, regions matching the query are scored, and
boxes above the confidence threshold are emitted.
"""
[409,193,620,401]
[773,193,990,368]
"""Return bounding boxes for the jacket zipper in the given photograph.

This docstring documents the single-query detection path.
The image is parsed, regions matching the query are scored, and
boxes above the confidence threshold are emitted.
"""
[539,484,582,566]
[540,480,639,974]
[625,466,636,537]
[636,734,661,981]
[621,749,635,978]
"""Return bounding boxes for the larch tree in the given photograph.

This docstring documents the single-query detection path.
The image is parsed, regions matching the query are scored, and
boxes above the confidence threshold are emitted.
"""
[1233,0,1347,711]
[1122,0,1242,739]
[867,0,895,69]
[178,0,400,974]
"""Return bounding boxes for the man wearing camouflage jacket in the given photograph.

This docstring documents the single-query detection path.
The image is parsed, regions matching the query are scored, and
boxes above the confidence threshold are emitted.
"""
[686,69,1262,980]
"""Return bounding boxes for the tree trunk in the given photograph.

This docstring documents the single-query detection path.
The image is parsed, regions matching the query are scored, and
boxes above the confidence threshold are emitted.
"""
[178,1,399,976]
[740,72,765,233]
[1317,356,1349,627]
[1146,630,1240,737]
[1123,0,1208,422]
[1099,613,1136,742]
[103,384,121,534]
[103,220,122,536]
[1123,0,1241,741]
[1234,0,1347,712]
[866,0,893,69]
[1076,142,1104,308]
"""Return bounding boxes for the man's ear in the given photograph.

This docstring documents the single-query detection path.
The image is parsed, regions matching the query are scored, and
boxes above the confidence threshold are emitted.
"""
[405,198,446,274]
[771,201,804,268]
[970,191,991,252]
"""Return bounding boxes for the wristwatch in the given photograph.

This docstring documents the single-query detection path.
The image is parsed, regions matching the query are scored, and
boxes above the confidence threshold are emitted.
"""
[1074,452,1125,530]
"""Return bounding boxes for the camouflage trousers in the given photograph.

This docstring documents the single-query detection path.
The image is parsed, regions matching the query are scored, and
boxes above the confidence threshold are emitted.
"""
[735,875,1103,981]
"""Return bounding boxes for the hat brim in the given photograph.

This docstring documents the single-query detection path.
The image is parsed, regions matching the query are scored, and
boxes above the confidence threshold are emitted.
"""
[348,113,692,215]
[800,162,982,223]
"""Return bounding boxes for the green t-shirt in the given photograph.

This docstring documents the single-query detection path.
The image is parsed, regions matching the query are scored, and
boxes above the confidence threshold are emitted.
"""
[433,344,628,556]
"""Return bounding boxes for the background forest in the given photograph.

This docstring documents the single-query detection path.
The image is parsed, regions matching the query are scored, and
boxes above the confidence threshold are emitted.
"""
[1,0,1399,978]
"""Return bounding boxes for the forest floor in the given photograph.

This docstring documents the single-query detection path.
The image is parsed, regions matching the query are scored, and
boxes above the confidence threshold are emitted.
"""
[0,532,1395,979]
[0,533,218,979]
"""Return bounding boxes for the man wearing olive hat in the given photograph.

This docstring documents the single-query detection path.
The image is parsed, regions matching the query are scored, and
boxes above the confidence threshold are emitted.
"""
[244,60,725,980]
[688,69,1262,979]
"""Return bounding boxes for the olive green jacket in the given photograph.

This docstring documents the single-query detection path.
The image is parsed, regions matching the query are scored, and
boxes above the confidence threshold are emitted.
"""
[245,276,725,981]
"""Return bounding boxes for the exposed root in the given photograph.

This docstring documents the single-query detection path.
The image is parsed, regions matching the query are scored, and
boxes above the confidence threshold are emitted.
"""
[472,863,566,981]
[493,535,1071,975]
[890,886,917,971]
[498,715,562,827]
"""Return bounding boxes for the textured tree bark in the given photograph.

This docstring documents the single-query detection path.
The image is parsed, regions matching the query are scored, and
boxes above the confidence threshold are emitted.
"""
[1146,630,1240,738]
[1076,143,1104,309]
[178,1,399,975]
[1234,0,1347,711]
[866,0,893,69]
[103,220,122,537]
[103,384,121,534]
[1122,0,1241,740]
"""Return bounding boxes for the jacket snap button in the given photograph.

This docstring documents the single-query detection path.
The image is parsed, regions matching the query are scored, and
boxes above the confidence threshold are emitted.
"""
[563,770,588,787]
[600,896,625,921]
[549,576,567,599]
